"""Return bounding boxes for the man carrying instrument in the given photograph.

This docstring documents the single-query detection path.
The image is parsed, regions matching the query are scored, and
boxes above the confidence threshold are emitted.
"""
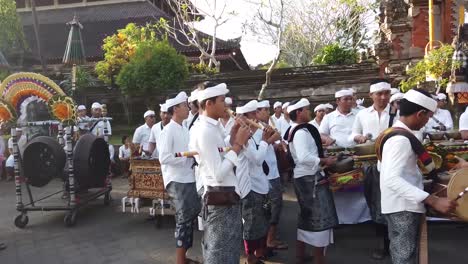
[377,89,457,264]
[148,104,171,158]
[159,92,201,264]
[191,83,250,263]
[423,93,453,132]
[256,100,289,252]
[132,110,155,157]
[220,97,235,137]
[320,89,371,225]
[287,98,338,264]
[90,102,112,136]
[270,101,283,129]
[236,100,276,264]
[350,79,395,260]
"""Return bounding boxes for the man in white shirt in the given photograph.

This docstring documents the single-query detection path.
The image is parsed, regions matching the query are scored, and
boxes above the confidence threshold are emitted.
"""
[278,102,292,139]
[236,100,276,264]
[132,110,155,157]
[324,103,334,114]
[379,89,457,264]
[76,105,90,131]
[269,101,283,129]
[424,93,453,131]
[89,102,112,136]
[390,92,404,112]
[191,83,250,264]
[184,89,201,129]
[320,89,371,225]
[287,98,337,264]
[256,100,288,251]
[220,97,235,137]
[159,92,201,264]
[309,104,326,129]
[350,79,394,260]
[459,106,468,139]
[148,104,172,158]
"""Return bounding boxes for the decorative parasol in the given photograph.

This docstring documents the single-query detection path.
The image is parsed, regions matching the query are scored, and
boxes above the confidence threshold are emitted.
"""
[62,16,86,66]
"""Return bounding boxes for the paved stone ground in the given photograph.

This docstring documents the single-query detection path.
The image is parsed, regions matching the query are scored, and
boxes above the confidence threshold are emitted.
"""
[0,178,466,264]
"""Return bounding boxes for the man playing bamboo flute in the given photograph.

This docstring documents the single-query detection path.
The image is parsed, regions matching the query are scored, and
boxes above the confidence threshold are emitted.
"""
[191,83,250,264]
[377,89,457,264]
[158,92,201,264]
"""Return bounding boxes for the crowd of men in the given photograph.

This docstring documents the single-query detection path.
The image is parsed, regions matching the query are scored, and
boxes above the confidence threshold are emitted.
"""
[120,79,463,264]
[0,79,463,263]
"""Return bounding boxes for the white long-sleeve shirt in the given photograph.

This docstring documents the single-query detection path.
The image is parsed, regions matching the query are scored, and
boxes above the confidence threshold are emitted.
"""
[158,120,194,188]
[278,118,292,140]
[220,117,235,138]
[90,120,112,136]
[380,120,429,214]
[118,145,131,160]
[269,114,283,130]
[245,130,269,194]
[424,108,453,131]
[148,121,165,158]
[289,123,322,178]
[319,109,356,148]
[350,104,393,141]
[459,107,468,131]
[132,123,152,152]
[265,144,280,180]
[191,115,239,195]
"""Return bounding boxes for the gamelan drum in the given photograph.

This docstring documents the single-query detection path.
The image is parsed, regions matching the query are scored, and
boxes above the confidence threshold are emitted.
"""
[429,168,468,221]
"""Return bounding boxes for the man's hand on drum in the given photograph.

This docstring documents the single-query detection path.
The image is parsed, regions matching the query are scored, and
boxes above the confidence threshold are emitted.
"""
[453,156,468,170]
[354,135,368,144]
[424,195,458,215]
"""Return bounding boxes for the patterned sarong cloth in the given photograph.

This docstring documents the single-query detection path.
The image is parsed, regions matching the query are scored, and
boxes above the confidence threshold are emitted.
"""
[268,178,283,225]
[293,173,338,232]
[166,182,201,249]
[242,191,269,240]
[385,212,423,264]
[202,203,242,264]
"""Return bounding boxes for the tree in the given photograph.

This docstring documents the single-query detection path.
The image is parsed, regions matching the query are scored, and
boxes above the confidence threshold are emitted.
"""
[0,0,26,56]
[95,23,158,85]
[244,0,288,100]
[312,44,358,65]
[159,0,236,71]
[116,40,189,98]
[279,0,377,67]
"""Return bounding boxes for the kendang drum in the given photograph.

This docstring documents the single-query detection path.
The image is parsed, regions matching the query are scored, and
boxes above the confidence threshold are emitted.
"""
[127,158,169,200]
[426,168,468,221]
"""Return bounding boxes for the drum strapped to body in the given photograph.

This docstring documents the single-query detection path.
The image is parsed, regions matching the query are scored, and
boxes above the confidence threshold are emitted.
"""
[426,168,468,221]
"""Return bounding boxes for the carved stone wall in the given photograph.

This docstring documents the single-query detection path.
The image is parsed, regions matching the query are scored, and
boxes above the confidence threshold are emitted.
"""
[376,0,464,85]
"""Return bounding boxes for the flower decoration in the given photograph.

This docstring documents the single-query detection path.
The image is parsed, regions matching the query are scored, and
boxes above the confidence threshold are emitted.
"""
[0,99,16,123]
[47,95,76,125]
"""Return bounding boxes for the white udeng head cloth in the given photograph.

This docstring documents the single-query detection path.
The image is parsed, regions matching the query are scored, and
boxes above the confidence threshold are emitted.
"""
[77,105,86,111]
[335,89,354,98]
[197,83,229,102]
[282,102,290,110]
[436,93,447,101]
[370,82,391,93]
[390,93,404,103]
[403,90,437,113]
[165,92,188,109]
[188,89,200,103]
[143,110,155,118]
[257,100,270,108]
[224,97,233,105]
[91,102,102,109]
[273,101,282,109]
[314,104,327,112]
[236,100,258,114]
[160,103,168,112]
[287,98,310,113]
[391,88,400,95]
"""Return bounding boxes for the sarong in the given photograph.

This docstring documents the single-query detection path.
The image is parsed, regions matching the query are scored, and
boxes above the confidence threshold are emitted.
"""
[241,191,269,240]
[293,173,338,232]
[166,182,201,249]
[268,178,283,225]
[385,211,423,264]
[202,203,242,264]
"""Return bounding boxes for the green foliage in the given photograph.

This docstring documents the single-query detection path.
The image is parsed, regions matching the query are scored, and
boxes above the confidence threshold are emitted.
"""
[0,68,9,82]
[95,23,160,85]
[188,63,218,75]
[312,44,358,65]
[259,59,290,70]
[400,44,460,92]
[60,66,97,95]
[116,40,189,96]
[0,0,26,55]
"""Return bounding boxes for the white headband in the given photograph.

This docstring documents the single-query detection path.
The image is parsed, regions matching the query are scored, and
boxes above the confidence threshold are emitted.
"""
[335,89,354,98]
[237,100,258,114]
[287,98,310,113]
[404,90,437,112]
[370,82,391,93]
